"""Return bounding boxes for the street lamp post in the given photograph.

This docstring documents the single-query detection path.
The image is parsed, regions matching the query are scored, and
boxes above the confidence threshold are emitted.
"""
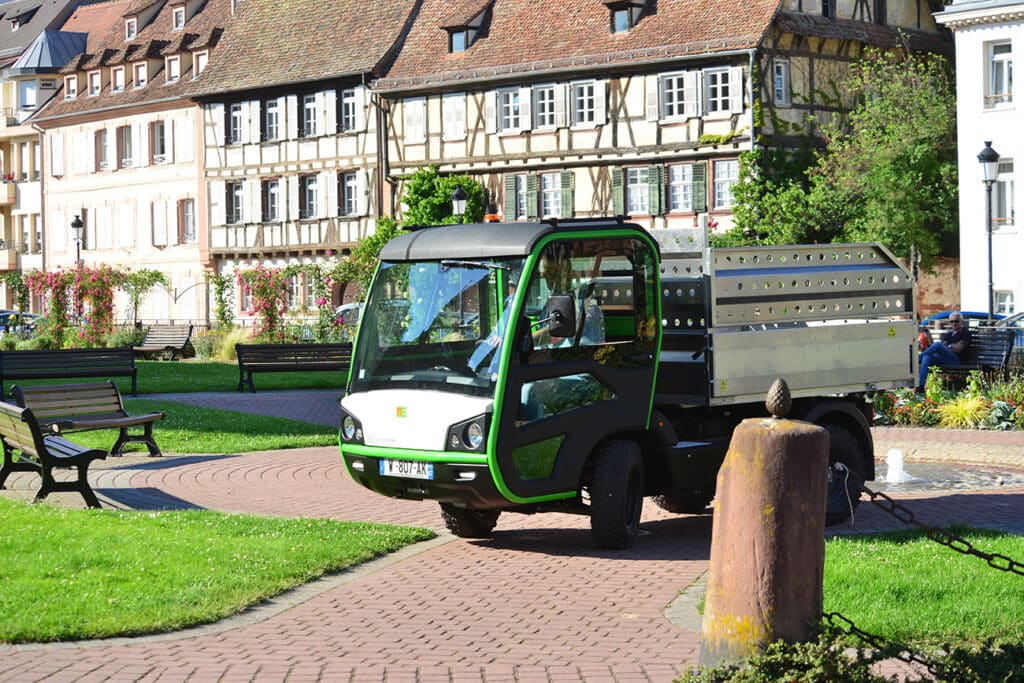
[451,185,468,224]
[71,215,84,266]
[978,141,1000,323]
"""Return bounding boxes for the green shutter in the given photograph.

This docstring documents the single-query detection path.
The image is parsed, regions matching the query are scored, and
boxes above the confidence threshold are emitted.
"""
[504,174,517,219]
[648,164,663,217]
[526,173,538,220]
[560,170,574,217]
[612,167,624,216]
[692,161,707,213]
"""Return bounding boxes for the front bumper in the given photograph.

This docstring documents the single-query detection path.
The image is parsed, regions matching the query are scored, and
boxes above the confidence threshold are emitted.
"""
[342,453,508,508]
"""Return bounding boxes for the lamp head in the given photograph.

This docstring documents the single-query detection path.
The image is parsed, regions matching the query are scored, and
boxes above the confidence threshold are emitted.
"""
[978,141,1001,183]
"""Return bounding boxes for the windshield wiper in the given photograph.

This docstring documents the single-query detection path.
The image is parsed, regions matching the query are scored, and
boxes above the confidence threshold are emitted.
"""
[439,259,510,272]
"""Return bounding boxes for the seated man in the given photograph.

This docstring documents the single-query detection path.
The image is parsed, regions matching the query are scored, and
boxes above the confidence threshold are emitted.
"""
[918,311,970,390]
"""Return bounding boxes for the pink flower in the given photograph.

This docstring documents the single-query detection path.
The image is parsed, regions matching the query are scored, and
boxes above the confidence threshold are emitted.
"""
[316,297,327,307]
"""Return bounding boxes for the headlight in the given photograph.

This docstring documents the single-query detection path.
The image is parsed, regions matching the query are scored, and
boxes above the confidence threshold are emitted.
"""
[446,415,488,452]
[339,408,363,444]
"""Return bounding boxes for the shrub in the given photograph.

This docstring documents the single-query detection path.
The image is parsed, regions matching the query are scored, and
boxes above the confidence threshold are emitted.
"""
[936,395,991,429]
[0,335,17,351]
[215,327,253,362]
[107,327,146,348]
[190,329,219,359]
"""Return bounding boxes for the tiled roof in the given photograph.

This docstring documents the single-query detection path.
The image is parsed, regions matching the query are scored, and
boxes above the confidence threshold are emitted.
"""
[0,0,78,60]
[772,11,952,55]
[439,0,491,28]
[34,0,233,122]
[375,0,781,91]
[123,0,164,17]
[186,0,419,97]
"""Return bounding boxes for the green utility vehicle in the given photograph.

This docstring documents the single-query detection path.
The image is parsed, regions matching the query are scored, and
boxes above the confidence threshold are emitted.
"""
[339,218,916,548]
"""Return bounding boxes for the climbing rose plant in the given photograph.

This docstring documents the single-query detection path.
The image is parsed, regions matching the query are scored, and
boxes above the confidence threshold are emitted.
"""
[237,264,290,342]
[74,265,127,346]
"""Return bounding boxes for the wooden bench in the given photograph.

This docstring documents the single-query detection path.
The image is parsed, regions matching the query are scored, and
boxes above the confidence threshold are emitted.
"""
[0,400,107,508]
[937,327,1015,386]
[11,381,165,457]
[0,347,138,397]
[235,342,352,392]
[133,324,193,360]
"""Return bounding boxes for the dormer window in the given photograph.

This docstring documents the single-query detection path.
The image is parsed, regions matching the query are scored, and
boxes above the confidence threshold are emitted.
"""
[125,18,137,40]
[8,5,39,31]
[64,75,78,99]
[450,29,468,53]
[88,70,101,96]
[133,62,147,88]
[605,1,645,34]
[172,7,185,29]
[193,50,208,76]
[112,67,125,92]
[166,56,180,83]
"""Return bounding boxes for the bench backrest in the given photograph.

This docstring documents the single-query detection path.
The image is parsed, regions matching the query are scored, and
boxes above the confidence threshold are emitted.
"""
[141,325,192,347]
[0,400,44,461]
[960,327,1014,368]
[0,347,136,372]
[11,381,124,426]
[236,343,352,364]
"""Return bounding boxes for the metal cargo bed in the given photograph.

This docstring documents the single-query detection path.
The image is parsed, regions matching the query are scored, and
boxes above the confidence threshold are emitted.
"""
[651,229,917,406]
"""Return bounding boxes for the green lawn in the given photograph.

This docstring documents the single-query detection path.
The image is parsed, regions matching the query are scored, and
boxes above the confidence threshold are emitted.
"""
[824,526,1024,647]
[67,399,338,454]
[0,499,433,643]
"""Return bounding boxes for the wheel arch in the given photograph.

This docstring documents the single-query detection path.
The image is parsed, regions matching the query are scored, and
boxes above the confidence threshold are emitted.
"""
[793,397,875,481]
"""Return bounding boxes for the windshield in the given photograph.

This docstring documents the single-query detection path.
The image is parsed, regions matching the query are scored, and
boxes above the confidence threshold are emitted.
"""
[349,258,526,398]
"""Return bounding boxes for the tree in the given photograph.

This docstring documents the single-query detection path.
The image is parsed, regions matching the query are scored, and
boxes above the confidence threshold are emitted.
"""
[401,165,486,226]
[725,49,957,268]
[333,216,404,302]
[122,269,169,326]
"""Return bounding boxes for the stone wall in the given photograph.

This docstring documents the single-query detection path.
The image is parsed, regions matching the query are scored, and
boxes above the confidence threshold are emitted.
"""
[915,256,960,319]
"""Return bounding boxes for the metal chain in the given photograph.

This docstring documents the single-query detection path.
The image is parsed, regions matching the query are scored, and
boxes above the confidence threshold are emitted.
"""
[823,612,938,675]
[848,470,1024,577]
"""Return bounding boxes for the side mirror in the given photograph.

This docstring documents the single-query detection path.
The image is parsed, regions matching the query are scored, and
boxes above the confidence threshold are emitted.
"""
[544,295,576,338]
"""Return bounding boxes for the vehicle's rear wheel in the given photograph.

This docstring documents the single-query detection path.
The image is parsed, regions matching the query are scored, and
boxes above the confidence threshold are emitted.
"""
[824,425,865,526]
[651,492,713,515]
[439,503,500,538]
[589,439,644,549]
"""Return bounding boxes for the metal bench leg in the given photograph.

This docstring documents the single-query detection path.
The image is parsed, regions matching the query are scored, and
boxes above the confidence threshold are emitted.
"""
[76,463,101,508]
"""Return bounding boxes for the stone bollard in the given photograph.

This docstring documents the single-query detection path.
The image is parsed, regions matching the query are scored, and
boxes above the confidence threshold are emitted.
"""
[699,378,829,666]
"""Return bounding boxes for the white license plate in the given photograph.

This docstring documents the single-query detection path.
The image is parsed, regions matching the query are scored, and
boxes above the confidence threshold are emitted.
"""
[380,459,434,480]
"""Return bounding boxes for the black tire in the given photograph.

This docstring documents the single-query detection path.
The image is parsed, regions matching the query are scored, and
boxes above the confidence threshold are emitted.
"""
[589,440,644,549]
[651,492,713,515]
[439,503,500,538]
[824,425,866,526]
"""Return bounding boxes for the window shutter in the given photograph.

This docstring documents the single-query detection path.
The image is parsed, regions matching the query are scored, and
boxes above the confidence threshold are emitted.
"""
[518,86,532,131]
[317,171,330,217]
[356,170,367,216]
[560,170,574,218]
[324,90,338,134]
[325,171,339,217]
[404,98,426,143]
[648,165,663,216]
[207,103,225,148]
[645,74,660,121]
[167,199,180,246]
[209,180,225,226]
[287,175,300,220]
[353,86,367,132]
[728,66,745,113]
[525,173,538,220]
[132,122,146,167]
[484,91,497,134]
[98,206,113,249]
[118,203,135,248]
[285,95,299,139]
[554,84,568,128]
[683,71,700,118]
[85,208,95,249]
[50,134,64,177]
[504,174,517,219]
[612,167,624,216]
[247,178,261,225]
[176,116,194,163]
[247,100,261,143]
[106,128,116,169]
[692,161,707,213]
[152,200,168,246]
[592,80,607,126]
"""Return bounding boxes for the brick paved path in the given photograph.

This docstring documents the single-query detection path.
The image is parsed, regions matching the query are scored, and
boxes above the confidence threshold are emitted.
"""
[1,391,1022,682]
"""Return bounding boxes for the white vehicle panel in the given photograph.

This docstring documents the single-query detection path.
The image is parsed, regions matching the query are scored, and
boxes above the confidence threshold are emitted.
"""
[342,390,493,450]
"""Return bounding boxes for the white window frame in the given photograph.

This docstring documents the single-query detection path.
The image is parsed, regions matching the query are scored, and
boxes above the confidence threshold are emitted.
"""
[773,60,790,105]
[515,174,528,219]
[125,18,137,40]
[151,120,168,163]
[713,159,739,209]
[172,7,185,29]
[339,89,357,132]
[986,41,1013,108]
[994,158,1015,230]
[541,172,561,218]
[227,180,244,224]
[263,179,281,222]
[534,85,557,128]
[227,103,243,144]
[340,171,358,216]
[498,88,521,132]
[668,163,694,212]
[571,81,596,126]
[705,68,731,114]
[300,174,319,219]
[64,76,77,99]
[181,198,196,243]
[88,70,101,96]
[263,98,280,141]
[193,50,208,77]
[133,62,147,89]
[996,291,1015,315]
[120,126,134,168]
[302,94,319,137]
[166,56,181,83]
[112,67,125,92]
[626,167,650,215]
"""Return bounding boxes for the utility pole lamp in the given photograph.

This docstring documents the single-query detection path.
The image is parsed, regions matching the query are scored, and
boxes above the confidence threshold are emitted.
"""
[451,185,468,224]
[978,141,1000,323]
[71,214,84,267]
